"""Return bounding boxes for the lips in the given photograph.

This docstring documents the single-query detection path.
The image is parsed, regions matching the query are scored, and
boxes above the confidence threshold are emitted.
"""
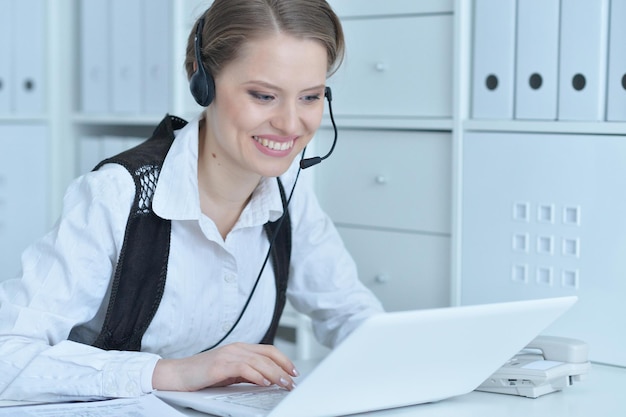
[252,135,295,151]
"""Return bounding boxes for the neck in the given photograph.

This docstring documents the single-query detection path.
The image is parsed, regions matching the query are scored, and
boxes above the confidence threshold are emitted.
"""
[197,120,260,239]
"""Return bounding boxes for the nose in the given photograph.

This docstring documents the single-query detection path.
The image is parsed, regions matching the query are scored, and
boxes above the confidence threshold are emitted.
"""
[270,100,300,134]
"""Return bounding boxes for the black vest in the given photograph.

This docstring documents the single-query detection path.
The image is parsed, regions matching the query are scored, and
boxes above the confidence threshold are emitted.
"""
[91,115,291,352]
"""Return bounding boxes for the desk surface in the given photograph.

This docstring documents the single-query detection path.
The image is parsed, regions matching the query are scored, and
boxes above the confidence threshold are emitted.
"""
[170,363,624,417]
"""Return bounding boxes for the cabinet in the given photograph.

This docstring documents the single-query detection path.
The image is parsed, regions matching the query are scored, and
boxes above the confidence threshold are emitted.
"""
[73,0,207,177]
[319,0,455,312]
[315,129,451,311]
[0,125,48,278]
[0,0,207,275]
[454,0,626,367]
[0,0,64,279]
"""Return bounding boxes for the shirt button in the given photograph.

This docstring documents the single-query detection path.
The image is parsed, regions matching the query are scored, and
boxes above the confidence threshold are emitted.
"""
[224,273,236,283]
[222,322,233,332]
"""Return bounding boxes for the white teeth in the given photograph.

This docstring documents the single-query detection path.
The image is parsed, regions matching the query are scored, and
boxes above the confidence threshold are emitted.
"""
[253,136,294,151]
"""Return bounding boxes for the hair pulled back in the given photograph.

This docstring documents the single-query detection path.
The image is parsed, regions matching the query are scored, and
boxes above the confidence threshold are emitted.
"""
[184,0,345,81]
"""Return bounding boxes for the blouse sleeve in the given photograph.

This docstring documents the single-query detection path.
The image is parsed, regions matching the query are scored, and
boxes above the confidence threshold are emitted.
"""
[284,166,384,348]
[0,164,160,402]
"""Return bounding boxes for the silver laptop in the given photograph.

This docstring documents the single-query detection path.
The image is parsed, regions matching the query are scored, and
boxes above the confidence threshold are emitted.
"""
[155,296,577,417]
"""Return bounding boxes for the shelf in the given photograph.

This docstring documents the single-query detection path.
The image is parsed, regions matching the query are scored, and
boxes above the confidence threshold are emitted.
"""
[72,110,203,127]
[0,115,49,124]
[322,115,453,131]
[463,119,626,136]
[72,113,166,126]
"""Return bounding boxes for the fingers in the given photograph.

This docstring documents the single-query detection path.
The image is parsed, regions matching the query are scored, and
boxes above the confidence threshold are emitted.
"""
[222,343,298,390]
[152,343,299,392]
[248,343,300,377]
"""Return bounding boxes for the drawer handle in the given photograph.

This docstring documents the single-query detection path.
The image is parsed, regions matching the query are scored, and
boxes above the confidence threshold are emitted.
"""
[375,175,388,185]
[374,62,388,72]
[374,274,390,284]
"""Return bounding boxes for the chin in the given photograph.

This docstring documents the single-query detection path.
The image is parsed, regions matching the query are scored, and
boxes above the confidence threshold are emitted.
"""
[258,158,296,178]
[261,166,291,178]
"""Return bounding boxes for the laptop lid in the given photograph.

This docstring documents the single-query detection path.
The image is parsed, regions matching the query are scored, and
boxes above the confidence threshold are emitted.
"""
[156,296,577,417]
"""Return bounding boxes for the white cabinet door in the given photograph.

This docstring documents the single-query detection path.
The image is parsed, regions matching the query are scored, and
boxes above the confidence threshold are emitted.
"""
[315,129,451,234]
[339,227,450,311]
[329,14,453,119]
[0,125,49,280]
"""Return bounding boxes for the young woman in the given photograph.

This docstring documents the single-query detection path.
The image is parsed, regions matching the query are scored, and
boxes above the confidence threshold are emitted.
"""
[0,0,383,401]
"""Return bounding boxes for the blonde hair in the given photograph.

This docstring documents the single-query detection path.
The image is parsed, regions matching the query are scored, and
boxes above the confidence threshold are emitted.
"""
[184,0,345,81]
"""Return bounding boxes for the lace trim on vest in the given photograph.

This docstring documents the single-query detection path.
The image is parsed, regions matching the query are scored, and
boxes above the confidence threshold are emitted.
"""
[136,165,160,214]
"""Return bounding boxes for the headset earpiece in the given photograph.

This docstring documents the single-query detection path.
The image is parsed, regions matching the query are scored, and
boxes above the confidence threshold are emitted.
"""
[189,17,216,107]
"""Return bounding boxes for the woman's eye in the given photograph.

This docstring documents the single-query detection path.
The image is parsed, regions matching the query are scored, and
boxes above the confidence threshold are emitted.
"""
[302,94,322,103]
[249,91,275,102]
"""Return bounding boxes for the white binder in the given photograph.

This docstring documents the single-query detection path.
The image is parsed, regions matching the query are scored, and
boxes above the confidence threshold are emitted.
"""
[557,0,609,121]
[13,0,46,114]
[514,0,560,120]
[110,0,142,114]
[80,0,110,113]
[0,0,14,113]
[142,0,172,115]
[471,0,516,119]
[606,0,626,122]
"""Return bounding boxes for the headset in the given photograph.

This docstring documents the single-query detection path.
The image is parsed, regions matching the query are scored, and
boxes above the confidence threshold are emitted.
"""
[190,16,339,350]
[189,17,216,107]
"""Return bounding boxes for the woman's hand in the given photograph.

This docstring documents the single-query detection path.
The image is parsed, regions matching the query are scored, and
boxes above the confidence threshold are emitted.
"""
[151,342,299,392]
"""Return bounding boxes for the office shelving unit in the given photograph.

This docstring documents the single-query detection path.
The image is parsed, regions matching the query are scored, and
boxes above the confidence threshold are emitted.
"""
[318,0,455,313]
[453,0,626,367]
[322,0,625,366]
[0,0,74,278]
[71,0,209,178]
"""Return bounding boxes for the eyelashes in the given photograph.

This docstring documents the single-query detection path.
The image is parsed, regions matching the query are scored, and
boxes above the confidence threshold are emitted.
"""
[248,91,274,102]
[303,94,322,102]
[247,90,323,104]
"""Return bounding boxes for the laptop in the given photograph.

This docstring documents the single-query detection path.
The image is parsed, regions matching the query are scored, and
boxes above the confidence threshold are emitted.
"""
[155,296,577,417]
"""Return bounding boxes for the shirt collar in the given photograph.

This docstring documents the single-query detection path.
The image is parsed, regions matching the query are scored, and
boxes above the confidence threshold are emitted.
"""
[152,115,285,226]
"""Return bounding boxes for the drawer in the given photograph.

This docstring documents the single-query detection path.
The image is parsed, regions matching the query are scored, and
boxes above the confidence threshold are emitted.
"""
[338,227,451,311]
[314,128,451,234]
[328,14,453,119]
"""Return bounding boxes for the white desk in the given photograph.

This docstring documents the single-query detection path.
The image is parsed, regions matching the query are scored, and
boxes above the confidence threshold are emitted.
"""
[170,363,624,416]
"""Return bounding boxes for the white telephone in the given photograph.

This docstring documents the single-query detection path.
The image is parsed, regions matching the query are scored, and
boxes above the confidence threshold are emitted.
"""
[477,335,591,398]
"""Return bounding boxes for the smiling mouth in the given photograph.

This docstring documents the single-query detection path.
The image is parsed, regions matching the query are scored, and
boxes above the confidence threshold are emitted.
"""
[253,136,295,151]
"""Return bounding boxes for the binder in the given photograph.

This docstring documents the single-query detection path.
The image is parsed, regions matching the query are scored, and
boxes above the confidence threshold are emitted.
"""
[0,0,13,113]
[514,0,560,120]
[557,0,609,121]
[142,0,172,115]
[606,0,626,121]
[471,0,516,119]
[13,0,46,114]
[110,0,142,113]
[80,0,110,113]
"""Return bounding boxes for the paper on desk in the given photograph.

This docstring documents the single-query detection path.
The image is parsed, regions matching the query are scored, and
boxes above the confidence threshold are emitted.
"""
[0,394,186,417]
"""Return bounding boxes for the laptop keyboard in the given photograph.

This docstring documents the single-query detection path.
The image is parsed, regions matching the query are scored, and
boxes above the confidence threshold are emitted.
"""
[210,387,288,410]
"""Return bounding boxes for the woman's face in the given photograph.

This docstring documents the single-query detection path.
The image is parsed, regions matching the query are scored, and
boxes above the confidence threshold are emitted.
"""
[205,33,328,179]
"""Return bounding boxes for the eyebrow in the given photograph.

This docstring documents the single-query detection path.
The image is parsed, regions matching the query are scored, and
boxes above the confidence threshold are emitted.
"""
[243,80,326,93]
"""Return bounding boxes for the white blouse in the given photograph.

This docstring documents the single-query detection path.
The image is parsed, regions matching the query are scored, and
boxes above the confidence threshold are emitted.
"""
[0,116,383,402]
